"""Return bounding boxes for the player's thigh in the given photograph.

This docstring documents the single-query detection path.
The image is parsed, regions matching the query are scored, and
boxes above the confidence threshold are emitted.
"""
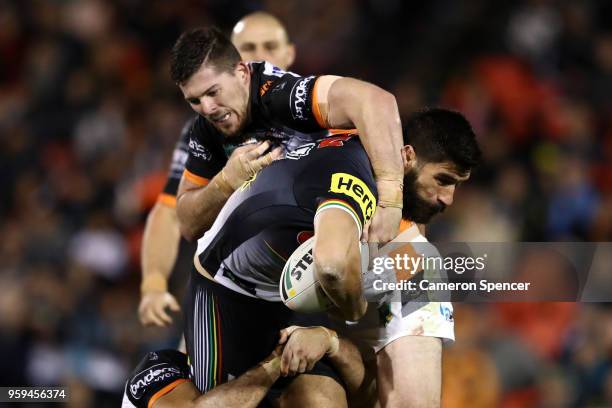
[279,374,348,408]
[376,335,442,408]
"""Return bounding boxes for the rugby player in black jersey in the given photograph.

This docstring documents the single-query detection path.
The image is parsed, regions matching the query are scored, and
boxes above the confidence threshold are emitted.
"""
[171,27,405,245]
[182,108,480,407]
[139,13,298,328]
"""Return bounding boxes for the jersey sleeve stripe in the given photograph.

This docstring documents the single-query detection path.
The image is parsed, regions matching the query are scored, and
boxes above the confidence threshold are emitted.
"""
[183,169,210,186]
[315,199,362,238]
[147,378,190,408]
[328,128,357,135]
[312,77,328,128]
[157,193,177,208]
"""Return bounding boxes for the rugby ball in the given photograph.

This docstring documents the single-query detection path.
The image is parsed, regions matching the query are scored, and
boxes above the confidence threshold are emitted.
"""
[279,237,333,313]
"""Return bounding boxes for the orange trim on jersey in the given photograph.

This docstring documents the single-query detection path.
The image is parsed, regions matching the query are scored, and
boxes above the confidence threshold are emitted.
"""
[312,77,328,128]
[147,378,190,408]
[399,219,414,232]
[183,169,210,186]
[328,128,357,135]
[157,193,177,208]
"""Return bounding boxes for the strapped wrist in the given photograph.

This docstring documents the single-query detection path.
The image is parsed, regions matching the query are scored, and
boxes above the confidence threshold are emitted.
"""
[260,356,281,381]
[141,273,168,293]
[378,200,403,209]
[376,179,403,207]
[213,170,235,196]
[318,327,340,356]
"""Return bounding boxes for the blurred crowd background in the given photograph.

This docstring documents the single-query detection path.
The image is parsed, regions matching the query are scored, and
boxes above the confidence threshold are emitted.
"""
[0,0,611,406]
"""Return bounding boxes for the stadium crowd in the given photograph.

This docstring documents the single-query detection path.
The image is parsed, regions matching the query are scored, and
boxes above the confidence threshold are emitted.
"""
[0,0,610,406]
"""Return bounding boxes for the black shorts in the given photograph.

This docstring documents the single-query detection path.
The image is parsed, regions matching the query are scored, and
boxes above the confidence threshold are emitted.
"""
[183,267,344,399]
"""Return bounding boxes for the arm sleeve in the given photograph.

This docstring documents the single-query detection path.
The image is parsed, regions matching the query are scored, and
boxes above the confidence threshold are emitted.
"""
[183,117,228,186]
[295,139,378,236]
[122,349,191,408]
[258,62,324,133]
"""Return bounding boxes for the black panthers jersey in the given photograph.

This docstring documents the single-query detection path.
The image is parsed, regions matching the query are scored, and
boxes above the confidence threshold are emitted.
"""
[182,61,348,188]
[121,350,190,408]
[195,135,377,300]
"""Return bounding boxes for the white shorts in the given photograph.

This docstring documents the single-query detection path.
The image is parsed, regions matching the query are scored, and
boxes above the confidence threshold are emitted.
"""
[336,301,454,353]
[338,223,455,353]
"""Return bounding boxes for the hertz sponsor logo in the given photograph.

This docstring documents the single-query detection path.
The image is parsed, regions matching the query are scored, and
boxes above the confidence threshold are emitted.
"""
[330,173,376,222]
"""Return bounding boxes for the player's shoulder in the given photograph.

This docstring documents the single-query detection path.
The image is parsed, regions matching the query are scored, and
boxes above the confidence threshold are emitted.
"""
[123,349,190,408]
[316,134,371,169]
[250,61,305,94]
[250,61,300,81]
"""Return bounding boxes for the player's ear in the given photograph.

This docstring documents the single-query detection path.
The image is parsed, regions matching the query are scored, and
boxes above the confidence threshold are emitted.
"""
[235,62,250,84]
[402,145,417,170]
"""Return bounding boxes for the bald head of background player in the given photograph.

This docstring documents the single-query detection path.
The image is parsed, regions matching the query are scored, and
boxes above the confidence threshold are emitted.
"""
[231,11,295,70]
[139,13,298,328]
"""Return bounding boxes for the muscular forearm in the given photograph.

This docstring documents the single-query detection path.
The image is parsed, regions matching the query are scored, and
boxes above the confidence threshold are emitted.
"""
[353,91,403,183]
[314,210,366,320]
[176,173,233,241]
[327,78,403,193]
[141,203,181,287]
[328,338,366,400]
[192,358,280,408]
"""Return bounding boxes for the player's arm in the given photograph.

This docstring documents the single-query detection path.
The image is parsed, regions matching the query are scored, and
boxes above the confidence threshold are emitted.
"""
[317,76,404,243]
[156,352,281,408]
[278,326,367,404]
[176,141,282,241]
[313,208,366,320]
[138,201,181,326]
[139,125,191,327]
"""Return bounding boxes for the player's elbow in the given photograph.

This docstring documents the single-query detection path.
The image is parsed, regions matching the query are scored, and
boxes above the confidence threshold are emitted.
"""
[370,87,398,114]
[315,260,345,290]
[314,255,365,320]
[314,248,348,285]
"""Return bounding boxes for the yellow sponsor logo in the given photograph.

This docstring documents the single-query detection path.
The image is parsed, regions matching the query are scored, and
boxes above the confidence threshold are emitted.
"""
[330,173,376,222]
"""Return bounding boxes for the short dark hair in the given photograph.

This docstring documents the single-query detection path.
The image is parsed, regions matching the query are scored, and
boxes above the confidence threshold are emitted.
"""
[170,27,242,85]
[403,108,481,174]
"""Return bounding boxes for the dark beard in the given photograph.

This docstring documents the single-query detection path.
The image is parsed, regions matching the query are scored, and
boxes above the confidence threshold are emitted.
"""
[402,169,446,224]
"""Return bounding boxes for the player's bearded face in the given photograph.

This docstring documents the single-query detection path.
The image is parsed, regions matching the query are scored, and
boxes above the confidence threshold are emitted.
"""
[402,168,445,224]
[181,64,250,141]
[402,161,470,223]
